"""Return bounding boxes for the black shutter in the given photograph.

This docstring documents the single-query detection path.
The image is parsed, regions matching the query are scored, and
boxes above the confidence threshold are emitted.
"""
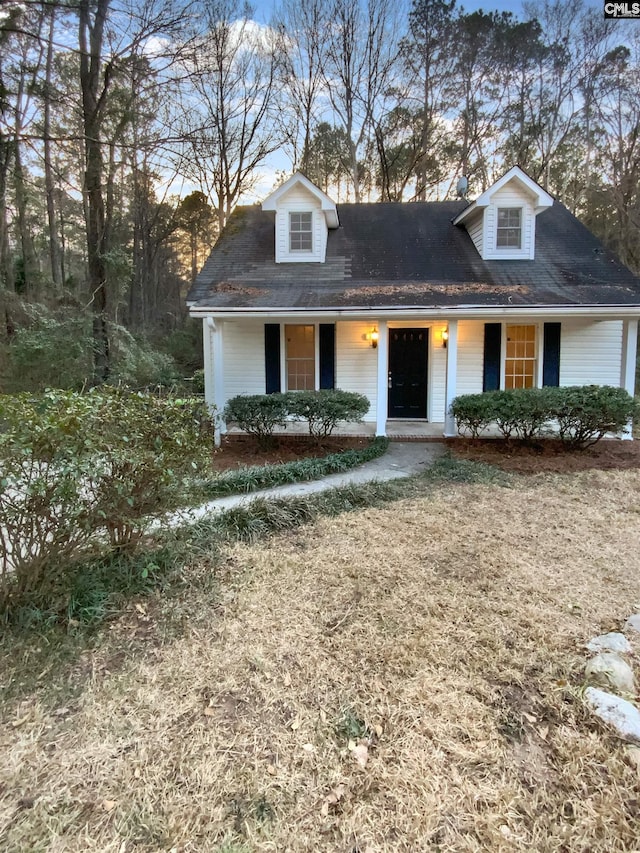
[483,323,502,391]
[319,323,336,389]
[264,323,281,393]
[542,322,561,387]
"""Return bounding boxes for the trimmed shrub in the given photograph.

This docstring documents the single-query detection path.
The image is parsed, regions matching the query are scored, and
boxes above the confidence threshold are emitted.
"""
[450,385,638,449]
[287,389,370,438]
[552,385,639,449]
[223,393,289,447]
[492,388,556,441]
[449,393,496,438]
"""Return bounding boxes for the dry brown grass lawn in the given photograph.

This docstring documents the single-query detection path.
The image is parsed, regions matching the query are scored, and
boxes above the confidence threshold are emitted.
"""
[3,469,640,851]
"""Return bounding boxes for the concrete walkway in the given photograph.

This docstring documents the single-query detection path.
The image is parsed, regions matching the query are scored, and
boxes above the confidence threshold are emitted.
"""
[165,441,447,527]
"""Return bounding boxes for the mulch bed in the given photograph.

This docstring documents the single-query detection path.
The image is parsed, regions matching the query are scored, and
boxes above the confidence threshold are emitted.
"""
[211,435,372,472]
[211,433,640,476]
[448,437,640,474]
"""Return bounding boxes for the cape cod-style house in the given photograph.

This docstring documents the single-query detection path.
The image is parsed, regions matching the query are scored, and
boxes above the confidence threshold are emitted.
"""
[186,167,640,442]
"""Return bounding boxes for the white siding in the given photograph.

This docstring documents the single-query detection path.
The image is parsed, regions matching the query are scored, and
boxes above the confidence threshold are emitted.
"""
[274,185,328,263]
[560,320,623,386]
[466,211,485,257]
[456,320,485,396]
[222,320,266,401]
[430,336,447,422]
[468,181,536,260]
[336,321,378,422]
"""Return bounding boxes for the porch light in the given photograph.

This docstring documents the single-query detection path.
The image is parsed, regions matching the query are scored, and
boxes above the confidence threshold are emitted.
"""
[442,328,449,348]
[368,328,379,349]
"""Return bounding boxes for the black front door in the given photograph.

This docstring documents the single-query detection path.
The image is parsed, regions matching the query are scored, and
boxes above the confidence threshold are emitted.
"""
[388,328,428,418]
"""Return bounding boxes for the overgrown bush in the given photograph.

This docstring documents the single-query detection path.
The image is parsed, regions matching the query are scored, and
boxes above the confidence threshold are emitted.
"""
[0,388,212,610]
[88,388,212,547]
[110,326,179,389]
[551,385,639,448]
[287,389,370,438]
[450,385,638,448]
[223,394,289,448]
[191,368,205,394]
[2,301,182,393]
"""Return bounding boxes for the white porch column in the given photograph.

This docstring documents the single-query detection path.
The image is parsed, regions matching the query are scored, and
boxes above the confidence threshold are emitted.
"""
[620,319,638,440]
[444,319,458,437]
[203,316,214,410]
[620,319,638,395]
[375,320,388,436]
[205,317,226,447]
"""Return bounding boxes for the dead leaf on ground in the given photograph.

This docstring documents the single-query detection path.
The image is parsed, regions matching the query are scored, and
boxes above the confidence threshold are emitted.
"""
[352,743,369,768]
[320,783,346,816]
[625,746,640,776]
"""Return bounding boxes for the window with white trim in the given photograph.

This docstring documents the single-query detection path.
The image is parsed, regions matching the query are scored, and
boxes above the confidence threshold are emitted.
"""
[285,324,315,390]
[289,212,313,252]
[496,208,522,249]
[505,324,536,389]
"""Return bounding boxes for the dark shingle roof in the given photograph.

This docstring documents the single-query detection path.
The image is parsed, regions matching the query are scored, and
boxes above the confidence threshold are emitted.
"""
[186,201,640,310]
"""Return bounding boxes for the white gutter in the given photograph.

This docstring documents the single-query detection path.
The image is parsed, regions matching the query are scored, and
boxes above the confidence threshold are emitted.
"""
[189,304,640,321]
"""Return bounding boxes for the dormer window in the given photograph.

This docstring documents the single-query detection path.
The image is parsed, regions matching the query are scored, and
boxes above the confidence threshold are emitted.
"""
[290,212,313,252]
[452,167,553,261]
[496,208,522,249]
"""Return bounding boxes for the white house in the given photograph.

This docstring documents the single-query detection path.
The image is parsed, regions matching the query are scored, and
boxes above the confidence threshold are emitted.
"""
[187,168,640,442]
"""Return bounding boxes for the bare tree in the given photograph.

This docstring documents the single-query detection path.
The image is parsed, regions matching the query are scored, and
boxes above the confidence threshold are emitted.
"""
[176,0,281,231]
[320,0,401,202]
[273,0,326,172]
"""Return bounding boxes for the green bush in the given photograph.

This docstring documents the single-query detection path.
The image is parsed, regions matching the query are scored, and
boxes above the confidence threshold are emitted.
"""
[551,385,639,449]
[450,385,638,448]
[87,388,212,547]
[0,389,212,611]
[223,394,289,448]
[110,326,179,389]
[492,388,556,441]
[286,389,370,438]
[449,393,495,438]
[223,390,371,444]
[191,368,205,394]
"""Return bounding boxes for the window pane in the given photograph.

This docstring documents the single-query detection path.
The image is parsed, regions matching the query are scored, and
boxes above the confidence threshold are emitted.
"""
[505,325,536,389]
[286,324,315,390]
[496,208,522,248]
[290,212,313,252]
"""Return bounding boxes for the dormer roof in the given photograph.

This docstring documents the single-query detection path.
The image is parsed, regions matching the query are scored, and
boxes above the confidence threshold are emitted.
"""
[262,172,339,228]
[453,166,554,226]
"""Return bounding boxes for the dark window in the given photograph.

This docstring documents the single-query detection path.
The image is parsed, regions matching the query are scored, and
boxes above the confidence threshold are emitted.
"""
[496,208,522,249]
[290,212,313,252]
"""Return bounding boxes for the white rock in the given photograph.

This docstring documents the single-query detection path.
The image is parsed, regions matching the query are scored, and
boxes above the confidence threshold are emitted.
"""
[585,652,635,696]
[585,688,640,742]
[587,633,632,655]
[624,614,640,634]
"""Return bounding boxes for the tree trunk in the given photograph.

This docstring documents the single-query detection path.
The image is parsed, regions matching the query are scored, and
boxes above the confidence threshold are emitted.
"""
[79,0,111,384]
[44,7,62,289]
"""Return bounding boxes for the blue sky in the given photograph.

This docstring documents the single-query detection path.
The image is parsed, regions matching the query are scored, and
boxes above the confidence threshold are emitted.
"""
[248,0,527,22]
